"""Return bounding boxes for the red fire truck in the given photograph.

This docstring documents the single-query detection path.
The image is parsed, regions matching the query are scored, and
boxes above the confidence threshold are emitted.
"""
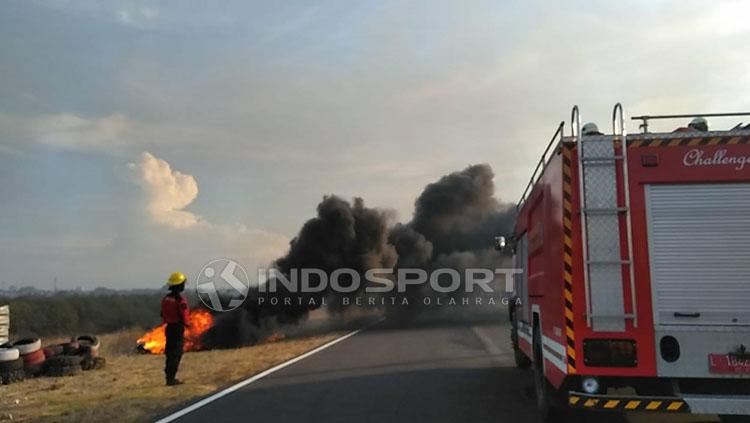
[502,104,750,421]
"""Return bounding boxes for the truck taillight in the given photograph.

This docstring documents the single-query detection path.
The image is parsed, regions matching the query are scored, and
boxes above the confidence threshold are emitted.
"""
[583,339,637,367]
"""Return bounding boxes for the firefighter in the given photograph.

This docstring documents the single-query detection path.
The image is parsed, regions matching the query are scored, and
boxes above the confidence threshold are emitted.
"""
[581,122,603,136]
[675,117,710,132]
[161,271,190,386]
[688,116,709,132]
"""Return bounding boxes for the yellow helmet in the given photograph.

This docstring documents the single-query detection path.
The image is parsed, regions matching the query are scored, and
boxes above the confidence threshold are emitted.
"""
[167,271,187,286]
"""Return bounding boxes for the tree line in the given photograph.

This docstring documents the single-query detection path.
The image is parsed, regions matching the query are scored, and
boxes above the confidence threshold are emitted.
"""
[1,294,169,338]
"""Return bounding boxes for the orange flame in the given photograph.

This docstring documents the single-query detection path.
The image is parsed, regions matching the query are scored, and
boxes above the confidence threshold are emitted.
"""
[137,309,214,354]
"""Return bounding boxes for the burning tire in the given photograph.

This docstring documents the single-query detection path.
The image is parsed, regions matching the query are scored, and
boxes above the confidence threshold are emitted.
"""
[0,357,25,385]
[44,355,83,377]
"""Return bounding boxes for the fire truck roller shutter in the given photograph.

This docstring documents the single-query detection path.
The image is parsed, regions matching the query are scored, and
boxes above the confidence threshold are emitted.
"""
[645,183,750,327]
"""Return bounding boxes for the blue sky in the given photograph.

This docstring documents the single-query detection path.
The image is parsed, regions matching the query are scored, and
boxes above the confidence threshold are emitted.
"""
[1,0,749,289]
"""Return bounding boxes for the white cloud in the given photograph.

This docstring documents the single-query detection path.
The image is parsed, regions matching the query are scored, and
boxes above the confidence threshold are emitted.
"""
[126,151,290,271]
[127,151,201,229]
[0,112,131,153]
[36,113,130,151]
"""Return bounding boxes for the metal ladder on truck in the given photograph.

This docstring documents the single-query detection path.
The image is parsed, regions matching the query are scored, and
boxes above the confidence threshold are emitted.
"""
[573,104,637,332]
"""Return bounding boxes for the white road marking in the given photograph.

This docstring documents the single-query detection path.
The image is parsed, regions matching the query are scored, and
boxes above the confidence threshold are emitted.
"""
[154,318,384,423]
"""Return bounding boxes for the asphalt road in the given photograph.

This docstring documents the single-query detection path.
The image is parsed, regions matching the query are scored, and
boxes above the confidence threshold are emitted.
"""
[171,312,719,423]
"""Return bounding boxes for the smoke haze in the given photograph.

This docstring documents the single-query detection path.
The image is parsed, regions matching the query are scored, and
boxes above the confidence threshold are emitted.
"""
[203,163,515,348]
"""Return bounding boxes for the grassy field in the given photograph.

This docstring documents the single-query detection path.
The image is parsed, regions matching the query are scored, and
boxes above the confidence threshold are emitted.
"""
[0,327,343,422]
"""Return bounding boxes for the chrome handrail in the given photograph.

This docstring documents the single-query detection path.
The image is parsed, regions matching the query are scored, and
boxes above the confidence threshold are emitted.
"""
[632,111,750,133]
[616,103,637,328]
[575,105,592,327]
[612,102,626,136]
[516,121,565,210]
[571,105,581,137]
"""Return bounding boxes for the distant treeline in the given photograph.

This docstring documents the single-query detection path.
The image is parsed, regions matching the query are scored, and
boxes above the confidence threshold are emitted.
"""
[1,291,199,338]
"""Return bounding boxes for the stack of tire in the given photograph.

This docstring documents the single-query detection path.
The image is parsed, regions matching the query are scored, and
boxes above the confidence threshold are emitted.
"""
[13,338,46,377]
[0,335,106,381]
[43,335,105,376]
[44,340,83,377]
[0,344,24,385]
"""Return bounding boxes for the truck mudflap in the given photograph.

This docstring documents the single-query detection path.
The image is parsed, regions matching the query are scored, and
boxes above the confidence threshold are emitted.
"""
[569,392,750,415]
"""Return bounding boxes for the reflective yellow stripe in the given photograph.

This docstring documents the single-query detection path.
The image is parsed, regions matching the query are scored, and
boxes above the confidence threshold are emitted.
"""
[604,400,620,409]
[567,346,576,359]
[668,139,681,147]
[564,308,574,321]
[584,399,598,408]
[569,396,581,405]
[667,402,683,411]
[567,364,576,374]
[688,138,702,146]
[565,326,575,340]
[646,401,662,410]
[631,140,642,148]
[625,400,641,410]
[708,138,721,145]
[564,290,573,303]
[728,137,741,145]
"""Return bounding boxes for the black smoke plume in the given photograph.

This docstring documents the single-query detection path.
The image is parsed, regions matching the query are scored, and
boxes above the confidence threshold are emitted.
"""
[203,164,515,348]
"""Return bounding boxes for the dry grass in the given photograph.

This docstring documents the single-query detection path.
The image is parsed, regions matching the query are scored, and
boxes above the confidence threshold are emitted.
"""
[0,329,342,422]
